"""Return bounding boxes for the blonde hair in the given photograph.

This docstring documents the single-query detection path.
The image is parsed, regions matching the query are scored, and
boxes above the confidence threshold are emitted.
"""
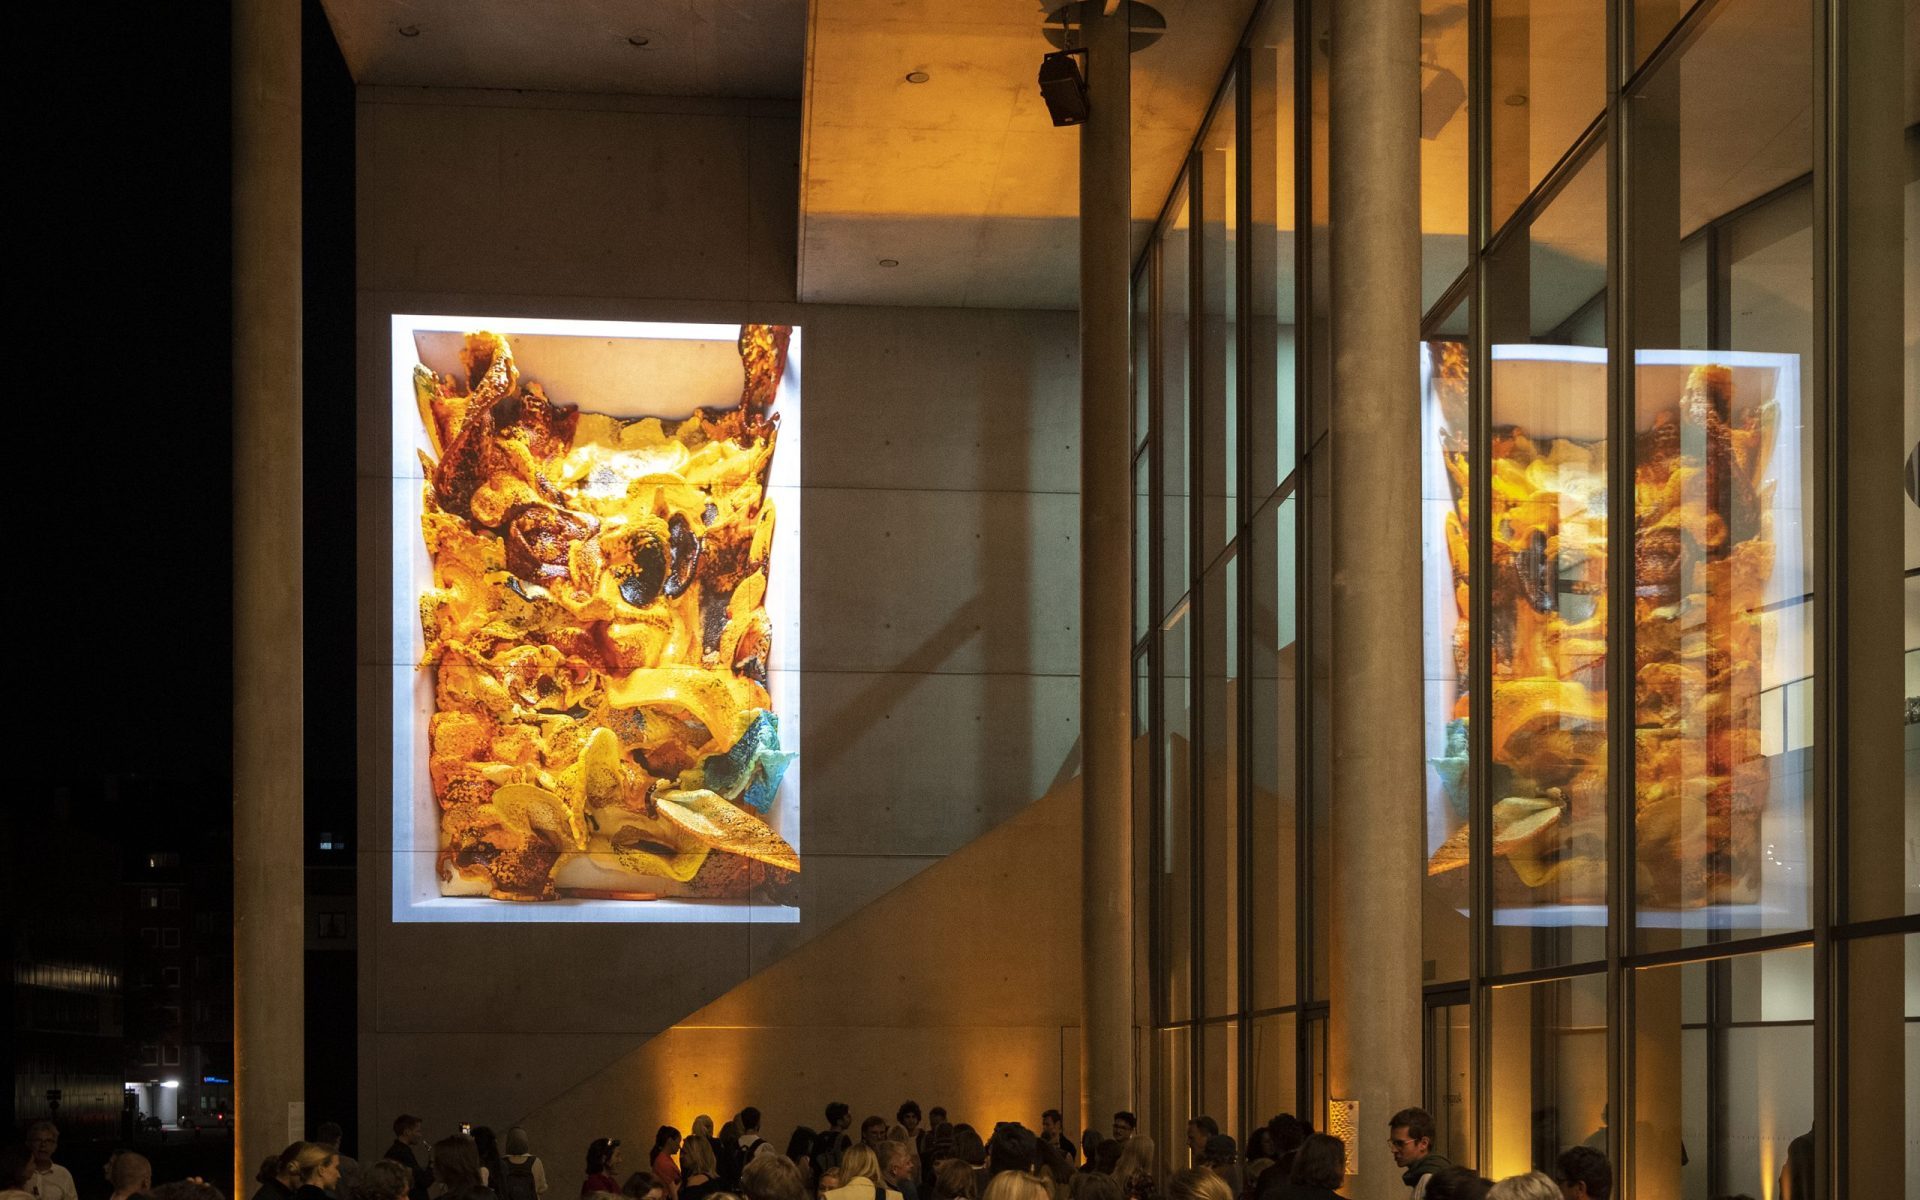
[980,1173,1050,1200]
[682,1137,718,1179]
[1164,1171,1230,1200]
[283,1143,337,1185]
[837,1146,883,1189]
[1487,1173,1561,1200]
[1111,1137,1155,1184]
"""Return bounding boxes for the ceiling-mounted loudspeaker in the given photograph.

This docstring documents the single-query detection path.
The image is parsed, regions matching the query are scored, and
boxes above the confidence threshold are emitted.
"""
[1039,49,1090,126]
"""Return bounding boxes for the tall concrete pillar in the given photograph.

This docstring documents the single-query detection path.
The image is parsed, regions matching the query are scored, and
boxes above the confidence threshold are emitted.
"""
[232,0,305,1186]
[1325,0,1422,1195]
[1079,0,1135,1134]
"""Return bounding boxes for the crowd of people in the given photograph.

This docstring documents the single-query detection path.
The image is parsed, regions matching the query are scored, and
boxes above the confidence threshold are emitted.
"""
[6,1102,1789,1200]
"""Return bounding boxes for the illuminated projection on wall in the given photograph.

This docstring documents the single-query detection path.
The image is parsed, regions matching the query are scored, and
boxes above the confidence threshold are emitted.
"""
[391,317,801,922]
[1421,344,1808,930]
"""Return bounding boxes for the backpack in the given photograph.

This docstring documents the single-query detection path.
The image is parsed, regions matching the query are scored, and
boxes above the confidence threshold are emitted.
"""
[497,1158,538,1200]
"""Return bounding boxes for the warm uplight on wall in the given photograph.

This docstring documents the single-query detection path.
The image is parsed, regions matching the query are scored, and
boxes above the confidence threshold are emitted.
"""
[1327,1100,1359,1175]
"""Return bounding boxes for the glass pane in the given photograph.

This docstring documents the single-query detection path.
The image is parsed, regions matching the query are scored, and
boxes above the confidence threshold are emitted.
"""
[1157,1025,1193,1179]
[1426,1001,1475,1168]
[1250,494,1299,1010]
[1633,0,1699,71]
[1422,335,1471,986]
[1307,447,1333,1001]
[1486,142,1610,974]
[1199,85,1240,555]
[1903,124,1919,916]
[1486,972,1608,1180]
[1631,946,1815,1200]
[1136,264,1153,452]
[1200,550,1241,1019]
[1421,0,1471,312]
[1200,1021,1239,1153]
[1163,193,1193,614]
[1628,0,1816,949]
[1135,450,1152,647]
[1160,605,1193,1024]
[1306,1014,1329,1137]
[1306,0,1332,449]
[1250,1,1299,499]
[1249,1012,1298,1132]
[1489,0,1606,231]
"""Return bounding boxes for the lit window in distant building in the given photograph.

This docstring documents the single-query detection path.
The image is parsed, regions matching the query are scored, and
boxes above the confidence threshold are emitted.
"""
[142,888,159,909]
[317,832,349,852]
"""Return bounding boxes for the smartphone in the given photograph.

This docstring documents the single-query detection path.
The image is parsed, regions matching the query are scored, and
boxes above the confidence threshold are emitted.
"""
[461,1124,472,1136]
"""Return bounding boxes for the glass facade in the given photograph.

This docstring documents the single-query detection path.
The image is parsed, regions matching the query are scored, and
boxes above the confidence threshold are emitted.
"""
[1133,0,1914,1191]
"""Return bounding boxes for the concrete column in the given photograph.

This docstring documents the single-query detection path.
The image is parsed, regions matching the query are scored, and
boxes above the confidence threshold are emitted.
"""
[1079,0,1135,1134]
[1326,0,1422,1195]
[232,0,305,1187]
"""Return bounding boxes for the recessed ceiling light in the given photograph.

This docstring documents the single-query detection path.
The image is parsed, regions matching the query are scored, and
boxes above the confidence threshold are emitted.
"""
[627,34,652,47]
[397,23,422,37]
[878,259,900,268]
[905,71,930,84]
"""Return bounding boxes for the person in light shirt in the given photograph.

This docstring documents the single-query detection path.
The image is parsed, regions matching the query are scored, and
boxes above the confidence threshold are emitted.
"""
[23,1124,76,1200]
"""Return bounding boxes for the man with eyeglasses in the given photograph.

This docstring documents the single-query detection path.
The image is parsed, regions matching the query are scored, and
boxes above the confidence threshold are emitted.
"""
[1110,1112,1136,1143]
[1386,1108,1451,1199]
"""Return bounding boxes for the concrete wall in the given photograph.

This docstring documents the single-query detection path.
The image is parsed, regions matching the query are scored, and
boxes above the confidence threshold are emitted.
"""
[355,88,1084,1154]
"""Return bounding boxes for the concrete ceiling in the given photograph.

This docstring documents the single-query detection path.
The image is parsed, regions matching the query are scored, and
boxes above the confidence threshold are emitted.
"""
[798,0,1256,309]
[320,0,807,98]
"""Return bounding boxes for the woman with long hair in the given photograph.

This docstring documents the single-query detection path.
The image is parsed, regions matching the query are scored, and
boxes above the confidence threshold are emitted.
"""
[431,1136,493,1200]
[1110,1136,1156,1200]
[583,1140,624,1198]
[650,1130,684,1200]
[286,1143,344,1200]
[355,1161,415,1200]
[678,1140,722,1200]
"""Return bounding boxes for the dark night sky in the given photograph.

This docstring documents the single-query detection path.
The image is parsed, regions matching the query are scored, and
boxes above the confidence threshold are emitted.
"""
[21,3,357,838]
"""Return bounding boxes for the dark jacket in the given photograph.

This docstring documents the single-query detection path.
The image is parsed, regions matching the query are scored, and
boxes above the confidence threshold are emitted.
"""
[251,1181,294,1200]
[385,1143,432,1200]
[1400,1155,1451,1196]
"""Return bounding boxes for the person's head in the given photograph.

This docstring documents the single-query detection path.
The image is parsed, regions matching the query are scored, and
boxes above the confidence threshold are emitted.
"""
[979,1172,1050,1200]
[1424,1167,1493,1200]
[740,1109,764,1134]
[1289,1136,1346,1192]
[620,1172,665,1200]
[505,1128,532,1157]
[953,1127,986,1168]
[588,1138,624,1176]
[877,1142,914,1184]
[259,1157,289,1187]
[1067,1173,1118,1200]
[1486,1173,1560,1200]
[1039,1112,1062,1139]
[861,1118,889,1148]
[693,1118,716,1141]
[357,1159,413,1200]
[473,1128,501,1161]
[1263,1115,1309,1158]
[1198,1136,1236,1172]
[1109,1114,1135,1143]
[110,1151,153,1195]
[150,1183,226,1200]
[0,1147,34,1193]
[932,1160,979,1200]
[784,1128,816,1165]
[826,1105,852,1133]
[1164,1169,1231,1200]
[682,1137,718,1179]
[1110,1136,1153,1183]
[393,1116,423,1145]
[1183,1119,1217,1158]
[1092,1142,1120,1176]
[837,1145,882,1188]
[285,1142,343,1191]
[928,1109,948,1128]
[316,1124,345,1152]
[739,1155,807,1200]
[897,1104,922,1134]
[25,1122,58,1166]
[1242,1128,1275,1164]
[1387,1108,1435,1170]
[988,1124,1040,1177]
[432,1136,480,1193]
[652,1128,683,1158]
[1552,1147,1610,1200]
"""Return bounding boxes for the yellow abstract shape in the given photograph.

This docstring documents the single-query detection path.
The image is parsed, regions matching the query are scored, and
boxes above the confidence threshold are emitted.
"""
[654,788,800,872]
